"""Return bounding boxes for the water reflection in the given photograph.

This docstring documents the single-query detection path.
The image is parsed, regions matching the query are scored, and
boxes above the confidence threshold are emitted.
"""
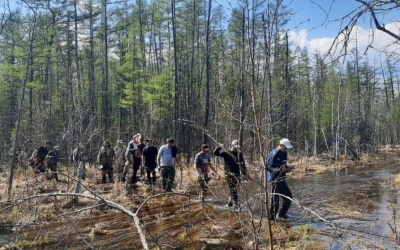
[287,161,400,249]
[0,224,13,246]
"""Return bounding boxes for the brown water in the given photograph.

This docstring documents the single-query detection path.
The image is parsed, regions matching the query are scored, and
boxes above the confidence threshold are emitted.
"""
[204,160,400,249]
[0,224,13,247]
[286,160,400,249]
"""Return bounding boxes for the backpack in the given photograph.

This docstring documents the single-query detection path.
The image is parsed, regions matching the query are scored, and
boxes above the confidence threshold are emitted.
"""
[36,146,48,161]
[45,152,56,168]
[171,145,178,158]
[44,151,56,167]
[99,147,113,165]
[28,157,34,167]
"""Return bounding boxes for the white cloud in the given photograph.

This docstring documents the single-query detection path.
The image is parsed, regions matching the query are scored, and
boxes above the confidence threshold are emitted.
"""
[288,29,308,48]
[289,22,400,62]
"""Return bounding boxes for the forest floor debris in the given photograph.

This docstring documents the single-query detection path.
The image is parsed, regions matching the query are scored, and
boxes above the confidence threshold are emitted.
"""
[0,145,399,249]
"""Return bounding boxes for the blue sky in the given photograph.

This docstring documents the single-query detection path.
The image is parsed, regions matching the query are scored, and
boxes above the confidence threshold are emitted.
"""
[216,0,397,38]
[288,0,365,39]
[4,0,399,62]
[287,0,400,59]
[215,0,400,62]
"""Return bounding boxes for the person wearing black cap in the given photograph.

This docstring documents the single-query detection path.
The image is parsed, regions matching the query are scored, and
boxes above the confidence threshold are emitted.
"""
[157,138,179,192]
[193,144,215,192]
[213,140,247,210]
[266,138,294,220]
[142,138,158,187]
[29,140,51,174]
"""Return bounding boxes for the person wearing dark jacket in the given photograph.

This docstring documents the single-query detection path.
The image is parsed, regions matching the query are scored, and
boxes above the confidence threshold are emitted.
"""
[266,138,294,220]
[46,146,61,182]
[30,140,51,174]
[97,141,115,184]
[124,134,145,184]
[142,138,158,187]
[213,140,247,210]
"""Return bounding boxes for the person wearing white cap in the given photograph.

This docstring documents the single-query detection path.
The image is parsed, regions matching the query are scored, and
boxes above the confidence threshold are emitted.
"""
[213,139,247,210]
[266,138,294,220]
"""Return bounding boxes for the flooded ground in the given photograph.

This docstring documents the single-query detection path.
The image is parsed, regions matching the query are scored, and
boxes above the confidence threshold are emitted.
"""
[287,160,400,249]
[1,159,400,249]
[0,224,13,247]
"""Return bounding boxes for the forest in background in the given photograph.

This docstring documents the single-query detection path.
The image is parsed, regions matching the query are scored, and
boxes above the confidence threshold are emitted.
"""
[0,0,399,166]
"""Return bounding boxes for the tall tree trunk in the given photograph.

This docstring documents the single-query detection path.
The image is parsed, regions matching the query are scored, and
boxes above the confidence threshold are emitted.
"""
[8,5,38,197]
[44,7,57,138]
[239,8,245,147]
[171,0,178,139]
[284,32,289,137]
[28,87,33,135]
[354,36,362,146]
[74,0,83,106]
[67,11,75,120]
[335,70,343,161]
[103,0,110,135]
[88,1,96,124]
[381,60,390,112]
[203,0,211,144]
[262,9,274,148]
[386,57,395,104]
[312,84,317,156]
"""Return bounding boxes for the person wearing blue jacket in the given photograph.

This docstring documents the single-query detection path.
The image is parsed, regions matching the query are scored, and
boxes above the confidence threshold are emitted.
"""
[266,138,294,220]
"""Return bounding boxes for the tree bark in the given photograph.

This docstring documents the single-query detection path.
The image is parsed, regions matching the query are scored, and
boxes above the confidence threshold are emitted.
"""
[171,0,178,139]
[203,0,211,144]
[239,8,245,147]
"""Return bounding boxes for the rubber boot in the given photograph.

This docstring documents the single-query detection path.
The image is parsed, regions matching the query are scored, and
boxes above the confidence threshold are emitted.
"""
[121,172,127,182]
[54,173,61,182]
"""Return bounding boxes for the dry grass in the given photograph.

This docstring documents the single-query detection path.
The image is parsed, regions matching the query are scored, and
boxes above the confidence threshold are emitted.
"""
[287,154,351,178]
[1,144,399,249]
[393,173,400,186]
[379,144,400,154]
[90,224,107,236]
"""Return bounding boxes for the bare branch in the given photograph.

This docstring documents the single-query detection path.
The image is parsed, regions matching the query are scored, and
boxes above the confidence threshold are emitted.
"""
[8,192,150,250]
[357,0,400,40]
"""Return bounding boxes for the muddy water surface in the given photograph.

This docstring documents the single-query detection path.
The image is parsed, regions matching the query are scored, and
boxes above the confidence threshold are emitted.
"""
[287,160,400,249]
[0,224,13,247]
